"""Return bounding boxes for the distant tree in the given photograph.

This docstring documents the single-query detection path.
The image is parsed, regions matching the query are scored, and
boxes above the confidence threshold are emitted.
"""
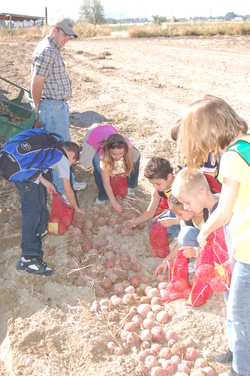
[225,12,236,20]
[106,17,147,24]
[152,15,167,25]
[79,0,105,24]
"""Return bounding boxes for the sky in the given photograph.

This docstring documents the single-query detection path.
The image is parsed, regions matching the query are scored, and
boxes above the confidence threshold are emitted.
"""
[1,0,249,23]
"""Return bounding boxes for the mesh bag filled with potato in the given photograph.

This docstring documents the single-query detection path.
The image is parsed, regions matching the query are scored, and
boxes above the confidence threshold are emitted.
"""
[110,173,128,198]
[160,250,192,303]
[195,227,231,292]
[47,192,74,235]
[149,220,170,258]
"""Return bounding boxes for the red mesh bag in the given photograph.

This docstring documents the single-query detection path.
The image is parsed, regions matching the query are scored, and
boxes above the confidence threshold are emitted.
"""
[110,173,128,198]
[195,227,231,292]
[149,221,170,258]
[47,192,74,235]
[187,276,213,307]
[154,197,169,217]
[204,173,221,194]
[160,251,192,303]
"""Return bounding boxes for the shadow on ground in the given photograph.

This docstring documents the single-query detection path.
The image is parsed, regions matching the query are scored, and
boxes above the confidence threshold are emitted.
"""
[70,111,108,128]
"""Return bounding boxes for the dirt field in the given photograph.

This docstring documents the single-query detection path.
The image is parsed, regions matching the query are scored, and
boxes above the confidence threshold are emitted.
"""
[0,33,250,376]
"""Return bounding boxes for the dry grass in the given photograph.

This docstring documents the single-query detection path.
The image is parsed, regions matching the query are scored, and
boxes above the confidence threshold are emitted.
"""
[128,20,250,38]
[1,20,249,41]
[0,25,49,40]
[74,23,111,38]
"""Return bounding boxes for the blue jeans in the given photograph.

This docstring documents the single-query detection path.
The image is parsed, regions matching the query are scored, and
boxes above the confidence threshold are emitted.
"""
[178,226,200,247]
[15,182,49,259]
[93,148,140,200]
[223,260,250,375]
[148,209,180,239]
[38,99,75,195]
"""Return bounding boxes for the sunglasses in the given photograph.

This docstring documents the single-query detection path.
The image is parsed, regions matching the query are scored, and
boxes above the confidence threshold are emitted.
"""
[107,141,125,148]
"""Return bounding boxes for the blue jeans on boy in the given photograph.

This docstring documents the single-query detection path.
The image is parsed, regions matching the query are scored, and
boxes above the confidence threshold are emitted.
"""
[148,210,180,239]
[93,148,140,200]
[178,226,199,247]
[38,99,75,196]
[15,182,49,259]
[223,260,250,375]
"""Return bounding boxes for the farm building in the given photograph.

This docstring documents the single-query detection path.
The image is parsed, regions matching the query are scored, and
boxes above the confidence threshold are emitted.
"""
[0,13,45,29]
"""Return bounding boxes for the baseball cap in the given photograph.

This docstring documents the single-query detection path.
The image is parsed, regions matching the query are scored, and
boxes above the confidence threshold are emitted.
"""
[52,17,78,38]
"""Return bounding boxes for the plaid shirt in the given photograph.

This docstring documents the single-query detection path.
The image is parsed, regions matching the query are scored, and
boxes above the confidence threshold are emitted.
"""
[31,35,71,100]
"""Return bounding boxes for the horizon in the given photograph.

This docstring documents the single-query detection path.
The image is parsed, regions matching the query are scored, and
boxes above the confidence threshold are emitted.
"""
[1,0,249,23]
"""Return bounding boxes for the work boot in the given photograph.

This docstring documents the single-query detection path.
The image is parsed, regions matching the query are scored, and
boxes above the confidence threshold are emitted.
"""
[215,349,233,366]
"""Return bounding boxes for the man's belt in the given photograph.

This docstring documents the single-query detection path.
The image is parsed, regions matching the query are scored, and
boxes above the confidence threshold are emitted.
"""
[41,97,67,102]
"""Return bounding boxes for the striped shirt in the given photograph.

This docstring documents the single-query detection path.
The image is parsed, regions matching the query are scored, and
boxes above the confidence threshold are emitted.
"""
[31,35,71,100]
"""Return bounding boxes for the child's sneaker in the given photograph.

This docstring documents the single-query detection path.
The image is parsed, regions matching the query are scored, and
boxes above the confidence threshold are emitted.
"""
[73,181,87,191]
[127,187,135,196]
[95,198,106,205]
[16,256,53,276]
[169,237,179,252]
[37,230,48,241]
[62,195,71,206]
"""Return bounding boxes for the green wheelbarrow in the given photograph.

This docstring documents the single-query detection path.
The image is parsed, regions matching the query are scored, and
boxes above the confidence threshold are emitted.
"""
[0,76,35,143]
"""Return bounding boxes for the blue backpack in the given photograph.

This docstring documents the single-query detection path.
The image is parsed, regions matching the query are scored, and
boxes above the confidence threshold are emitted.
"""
[0,128,64,183]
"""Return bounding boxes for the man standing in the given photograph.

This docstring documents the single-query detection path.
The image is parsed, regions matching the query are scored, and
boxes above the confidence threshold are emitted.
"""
[31,17,86,199]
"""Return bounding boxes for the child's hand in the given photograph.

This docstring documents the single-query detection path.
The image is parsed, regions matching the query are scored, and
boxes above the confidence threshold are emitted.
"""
[112,201,123,214]
[197,231,207,248]
[158,218,169,227]
[46,182,56,195]
[40,176,56,194]
[155,261,168,276]
[129,218,138,228]
[75,207,86,216]
[123,219,136,229]
[179,246,196,258]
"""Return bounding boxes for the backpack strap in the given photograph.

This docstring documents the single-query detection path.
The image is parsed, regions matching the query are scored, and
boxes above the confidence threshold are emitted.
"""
[227,139,250,166]
[203,208,209,222]
[29,133,64,169]
[184,218,193,227]
[184,207,209,227]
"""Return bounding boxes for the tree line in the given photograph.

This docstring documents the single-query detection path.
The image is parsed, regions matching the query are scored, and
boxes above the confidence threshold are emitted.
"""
[79,0,249,25]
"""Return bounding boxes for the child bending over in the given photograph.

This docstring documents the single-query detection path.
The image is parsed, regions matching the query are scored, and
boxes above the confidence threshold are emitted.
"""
[130,157,180,240]
[155,193,209,276]
[80,124,140,213]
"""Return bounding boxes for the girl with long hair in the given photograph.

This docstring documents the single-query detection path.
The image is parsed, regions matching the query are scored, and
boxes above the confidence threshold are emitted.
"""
[178,94,250,376]
[80,124,140,213]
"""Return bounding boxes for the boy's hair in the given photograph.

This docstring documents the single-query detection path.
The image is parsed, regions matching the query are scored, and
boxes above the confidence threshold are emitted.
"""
[168,192,184,212]
[177,94,248,169]
[144,157,173,180]
[171,119,182,142]
[102,134,133,176]
[172,167,209,197]
[63,141,80,161]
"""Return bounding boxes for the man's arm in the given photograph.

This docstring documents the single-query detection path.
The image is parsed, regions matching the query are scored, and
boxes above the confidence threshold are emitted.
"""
[31,74,44,120]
